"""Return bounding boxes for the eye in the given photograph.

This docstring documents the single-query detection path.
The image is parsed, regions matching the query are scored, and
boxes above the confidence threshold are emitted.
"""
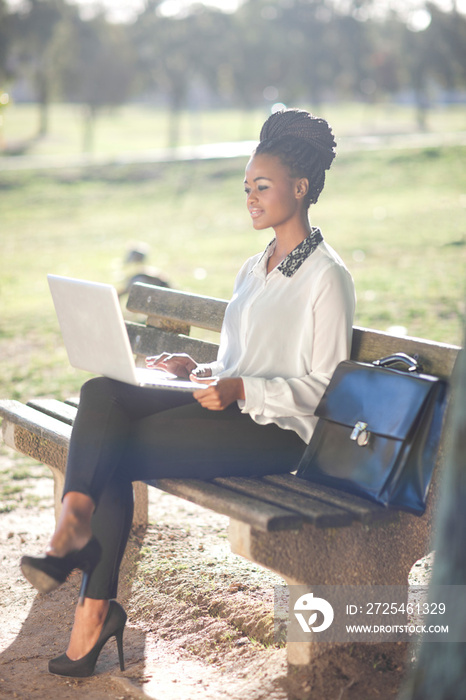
[258,185,269,191]
[244,186,251,195]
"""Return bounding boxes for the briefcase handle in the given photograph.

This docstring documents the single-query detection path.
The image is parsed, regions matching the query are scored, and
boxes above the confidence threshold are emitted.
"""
[373,352,422,373]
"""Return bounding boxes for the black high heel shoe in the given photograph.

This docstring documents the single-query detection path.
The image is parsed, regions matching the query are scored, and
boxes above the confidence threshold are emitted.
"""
[20,537,101,598]
[48,600,127,678]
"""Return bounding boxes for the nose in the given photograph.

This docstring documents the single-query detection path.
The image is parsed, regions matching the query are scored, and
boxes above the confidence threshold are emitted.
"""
[247,189,258,206]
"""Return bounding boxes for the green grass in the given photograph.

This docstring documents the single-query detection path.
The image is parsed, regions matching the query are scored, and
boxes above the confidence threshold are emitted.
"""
[0,135,464,404]
[2,101,466,157]
[1,103,265,156]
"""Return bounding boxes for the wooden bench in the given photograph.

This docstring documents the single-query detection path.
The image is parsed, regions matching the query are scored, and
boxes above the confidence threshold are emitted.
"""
[0,282,460,688]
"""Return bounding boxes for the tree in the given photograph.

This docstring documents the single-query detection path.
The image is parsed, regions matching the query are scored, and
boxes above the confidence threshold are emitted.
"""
[0,0,12,150]
[278,0,339,105]
[401,337,466,698]
[54,12,136,151]
[424,3,466,93]
[0,0,13,85]
[367,16,403,98]
[231,0,376,107]
[227,1,291,108]
[131,1,235,147]
[9,0,67,136]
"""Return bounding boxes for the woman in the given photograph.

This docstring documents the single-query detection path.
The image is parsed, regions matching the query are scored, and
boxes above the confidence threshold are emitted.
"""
[20,108,356,677]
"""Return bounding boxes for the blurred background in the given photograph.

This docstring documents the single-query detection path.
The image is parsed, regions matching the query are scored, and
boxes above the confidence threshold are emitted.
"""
[0,0,465,403]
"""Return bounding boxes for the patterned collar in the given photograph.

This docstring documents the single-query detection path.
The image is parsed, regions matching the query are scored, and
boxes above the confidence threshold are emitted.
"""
[257,227,323,278]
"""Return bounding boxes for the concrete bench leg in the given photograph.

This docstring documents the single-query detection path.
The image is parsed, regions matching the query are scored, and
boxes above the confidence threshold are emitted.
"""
[229,515,433,697]
[284,637,409,699]
[50,465,66,522]
[132,481,149,528]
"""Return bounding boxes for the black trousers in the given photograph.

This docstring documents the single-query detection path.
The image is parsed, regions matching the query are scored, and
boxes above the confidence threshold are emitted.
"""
[64,377,306,598]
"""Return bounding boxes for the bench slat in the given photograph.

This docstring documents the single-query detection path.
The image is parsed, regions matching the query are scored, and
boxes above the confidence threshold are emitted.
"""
[149,478,303,532]
[214,476,355,527]
[127,284,227,333]
[351,327,459,380]
[0,400,71,473]
[0,400,72,448]
[126,322,219,364]
[27,399,78,426]
[264,474,393,524]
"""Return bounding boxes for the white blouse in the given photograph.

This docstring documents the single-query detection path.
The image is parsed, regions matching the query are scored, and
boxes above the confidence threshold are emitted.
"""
[204,229,356,443]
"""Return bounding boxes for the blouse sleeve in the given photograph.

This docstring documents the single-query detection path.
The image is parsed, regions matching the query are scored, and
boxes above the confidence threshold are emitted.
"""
[239,262,355,420]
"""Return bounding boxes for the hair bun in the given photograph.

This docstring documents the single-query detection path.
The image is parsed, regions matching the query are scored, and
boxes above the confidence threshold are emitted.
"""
[259,109,336,170]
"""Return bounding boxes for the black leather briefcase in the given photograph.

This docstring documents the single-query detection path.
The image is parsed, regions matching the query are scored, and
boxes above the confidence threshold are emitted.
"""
[297,353,448,514]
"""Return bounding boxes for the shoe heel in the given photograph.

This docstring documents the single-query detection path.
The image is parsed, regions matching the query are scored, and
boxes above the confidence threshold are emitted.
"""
[21,536,102,597]
[115,627,125,671]
[49,600,127,678]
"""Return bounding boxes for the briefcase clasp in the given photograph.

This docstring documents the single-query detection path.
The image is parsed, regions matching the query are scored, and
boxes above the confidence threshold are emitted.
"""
[350,421,370,446]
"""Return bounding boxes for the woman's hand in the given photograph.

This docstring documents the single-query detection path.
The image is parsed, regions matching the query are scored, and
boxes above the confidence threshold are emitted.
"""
[192,377,245,411]
[145,352,197,378]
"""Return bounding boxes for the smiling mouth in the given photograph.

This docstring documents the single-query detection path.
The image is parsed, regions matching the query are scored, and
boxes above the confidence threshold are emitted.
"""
[249,209,263,219]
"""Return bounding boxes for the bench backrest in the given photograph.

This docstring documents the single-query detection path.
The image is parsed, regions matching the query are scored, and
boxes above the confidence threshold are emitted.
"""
[126,283,460,380]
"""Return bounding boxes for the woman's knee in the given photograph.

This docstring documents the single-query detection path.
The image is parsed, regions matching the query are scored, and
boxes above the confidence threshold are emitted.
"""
[79,376,122,408]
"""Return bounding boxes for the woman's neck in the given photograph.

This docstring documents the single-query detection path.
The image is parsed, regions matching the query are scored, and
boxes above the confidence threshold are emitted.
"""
[267,220,312,273]
[272,220,312,260]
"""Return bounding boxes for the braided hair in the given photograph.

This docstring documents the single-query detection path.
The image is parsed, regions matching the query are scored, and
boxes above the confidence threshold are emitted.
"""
[255,109,337,209]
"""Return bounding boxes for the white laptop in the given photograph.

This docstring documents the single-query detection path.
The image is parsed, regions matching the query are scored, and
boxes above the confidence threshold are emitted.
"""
[47,275,207,392]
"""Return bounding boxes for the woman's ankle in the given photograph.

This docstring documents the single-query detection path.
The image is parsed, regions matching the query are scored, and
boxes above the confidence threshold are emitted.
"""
[47,492,95,557]
[67,598,110,660]
[62,492,95,522]
[77,597,110,623]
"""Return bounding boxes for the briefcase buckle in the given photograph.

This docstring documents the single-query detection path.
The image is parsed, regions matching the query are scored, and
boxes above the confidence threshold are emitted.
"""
[350,421,370,446]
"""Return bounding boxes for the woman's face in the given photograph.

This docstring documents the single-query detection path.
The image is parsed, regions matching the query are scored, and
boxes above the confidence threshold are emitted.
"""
[244,153,307,232]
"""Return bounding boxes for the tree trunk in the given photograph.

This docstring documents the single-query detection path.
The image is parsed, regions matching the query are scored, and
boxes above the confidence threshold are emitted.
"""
[168,108,180,150]
[167,88,185,149]
[401,330,466,699]
[36,71,49,137]
[82,104,97,153]
[415,90,428,132]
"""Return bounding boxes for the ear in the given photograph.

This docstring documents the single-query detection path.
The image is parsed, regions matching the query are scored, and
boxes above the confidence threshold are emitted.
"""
[295,178,309,199]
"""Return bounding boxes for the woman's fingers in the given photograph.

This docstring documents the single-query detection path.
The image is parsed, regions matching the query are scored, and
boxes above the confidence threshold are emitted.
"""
[190,367,213,380]
[145,353,197,378]
[145,353,170,368]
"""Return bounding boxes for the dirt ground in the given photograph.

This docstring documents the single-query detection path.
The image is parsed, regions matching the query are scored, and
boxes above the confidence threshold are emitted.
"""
[0,448,432,700]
